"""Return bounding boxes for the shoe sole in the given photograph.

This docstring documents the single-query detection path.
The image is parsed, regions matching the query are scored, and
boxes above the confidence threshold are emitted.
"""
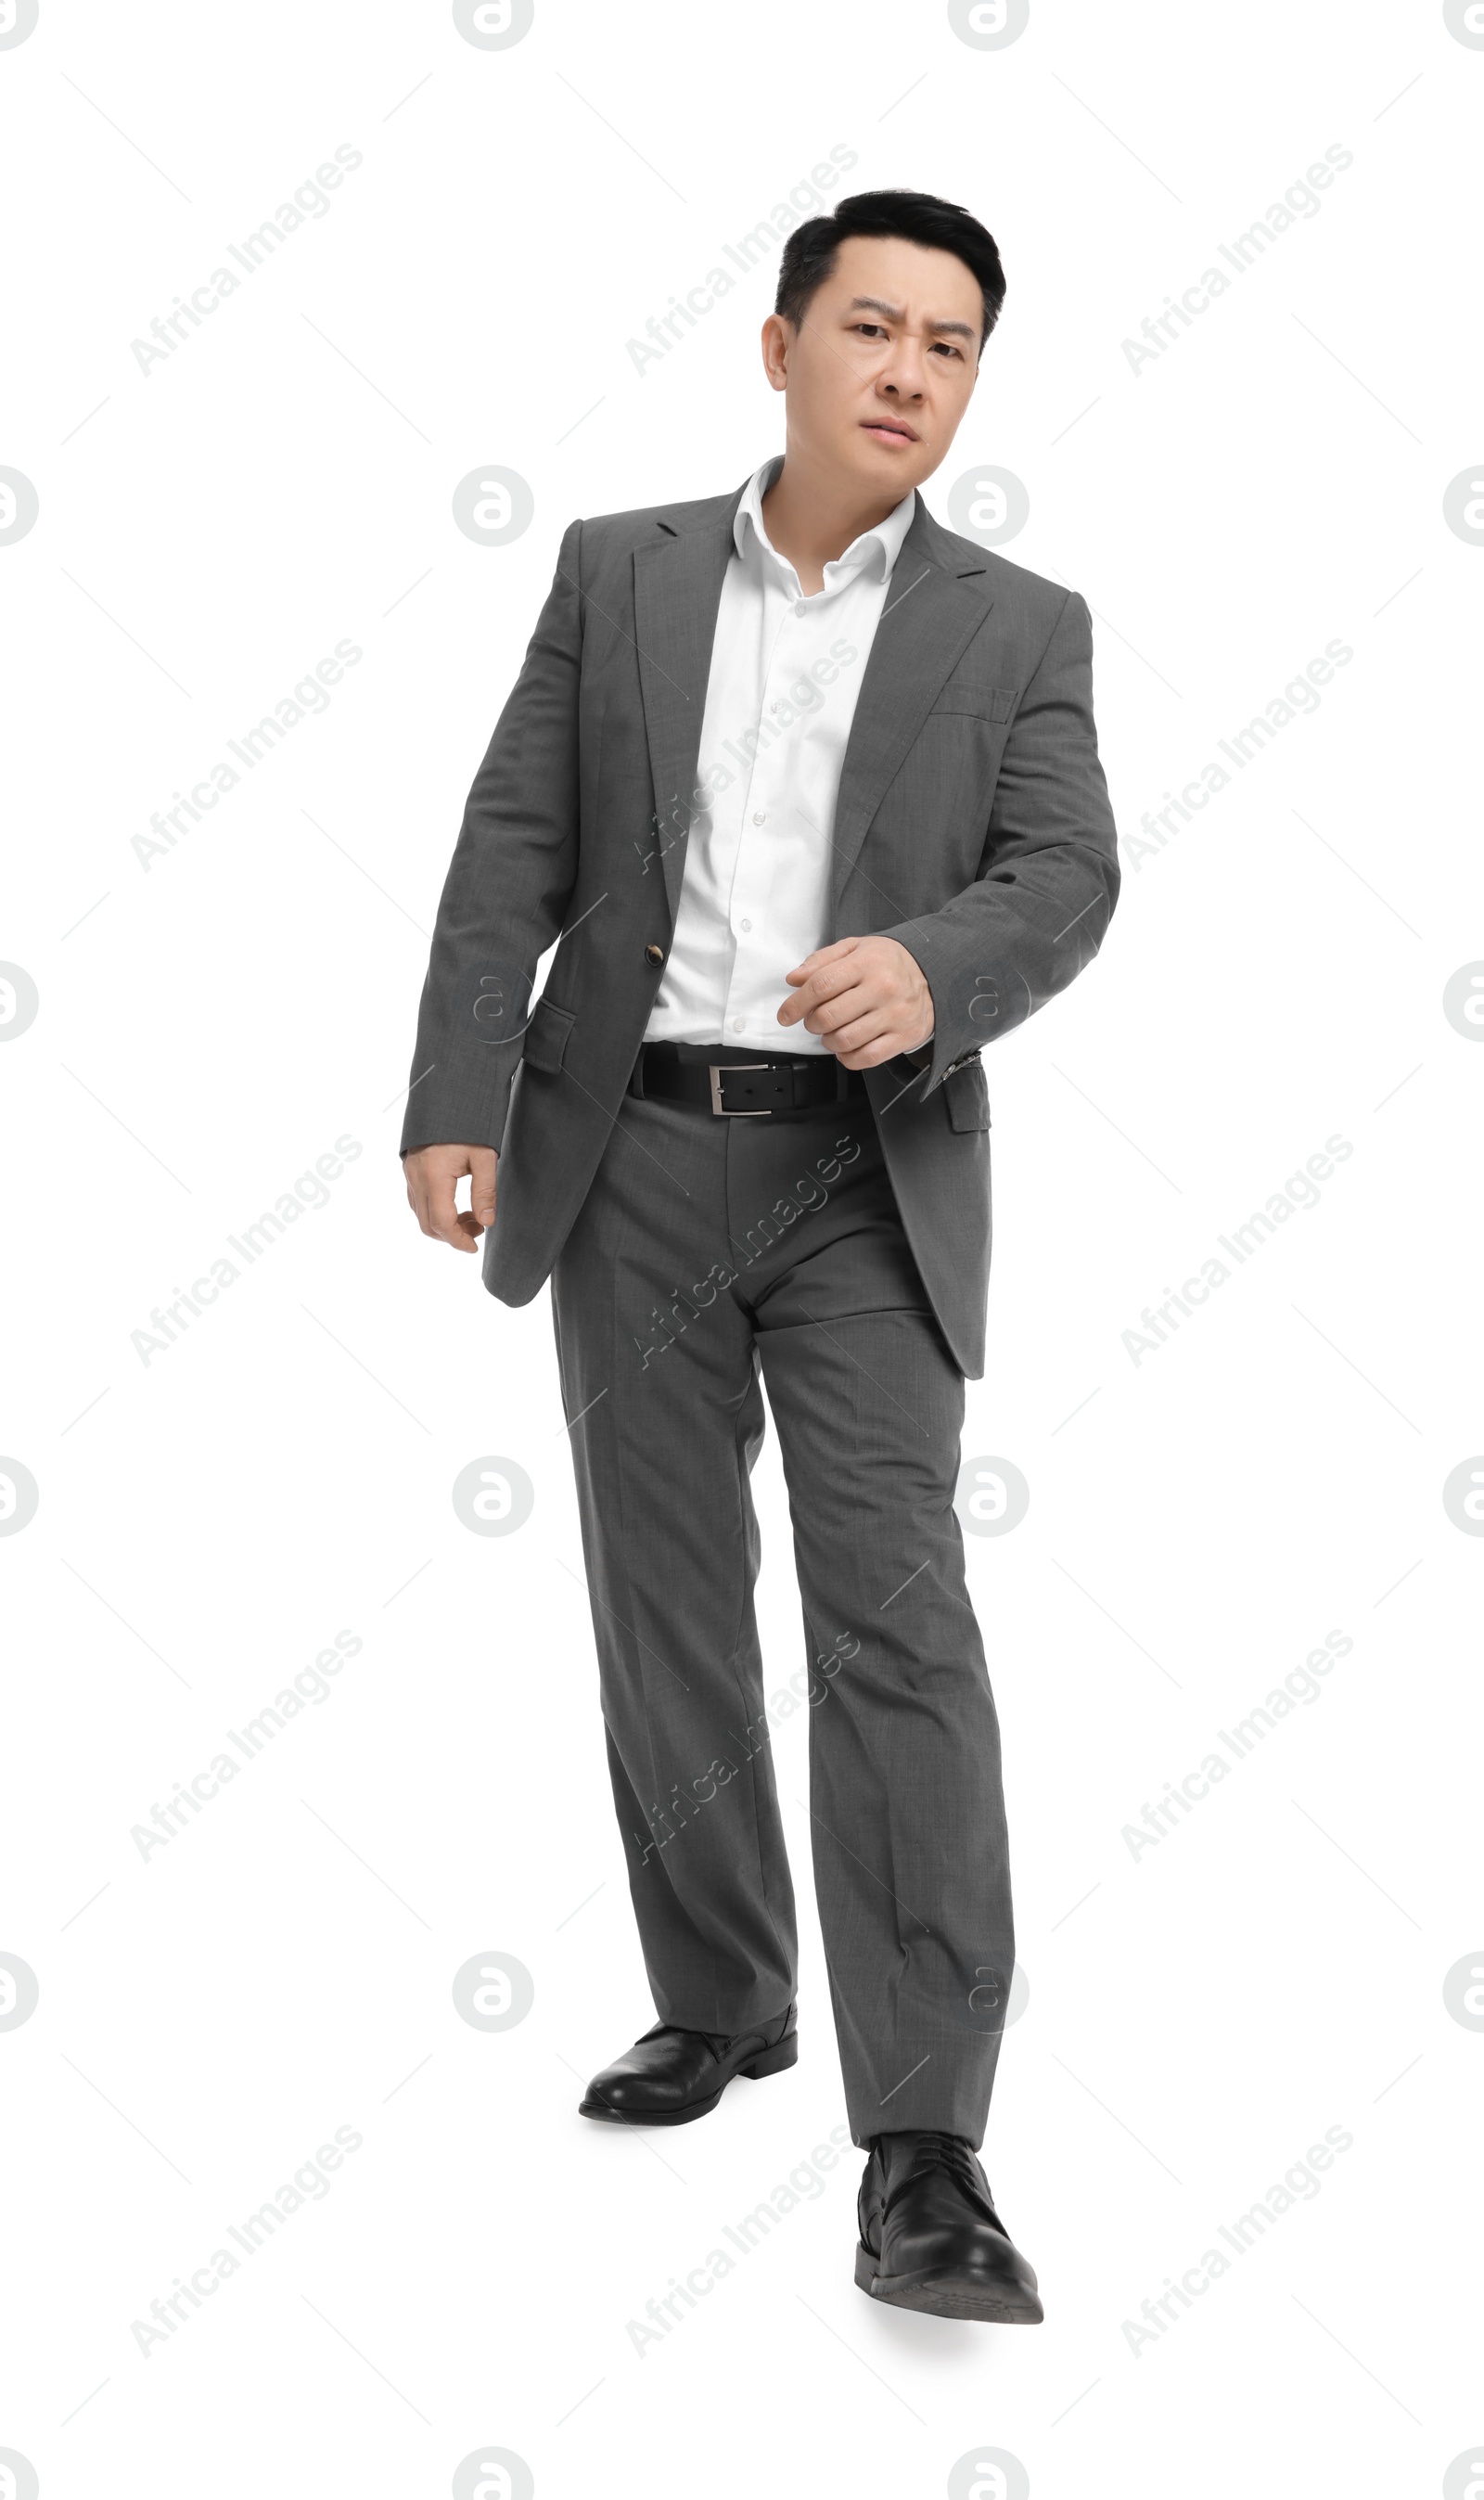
[578,2031,798,2125]
[853,2243,1043,2324]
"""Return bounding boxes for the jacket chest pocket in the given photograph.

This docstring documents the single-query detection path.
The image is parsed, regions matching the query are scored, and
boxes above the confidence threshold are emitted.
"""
[943,1059,991,1133]
[929,683,1017,724]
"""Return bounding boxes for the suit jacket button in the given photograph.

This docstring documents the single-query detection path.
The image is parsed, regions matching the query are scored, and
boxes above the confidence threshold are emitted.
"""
[645,942,665,967]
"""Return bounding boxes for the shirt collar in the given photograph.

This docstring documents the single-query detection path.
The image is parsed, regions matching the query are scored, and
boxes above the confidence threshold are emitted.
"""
[735,455,915,590]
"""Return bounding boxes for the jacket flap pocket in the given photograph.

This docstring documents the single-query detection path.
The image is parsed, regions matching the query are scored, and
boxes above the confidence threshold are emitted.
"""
[522,994,575,1075]
[931,683,1017,724]
[943,1058,991,1133]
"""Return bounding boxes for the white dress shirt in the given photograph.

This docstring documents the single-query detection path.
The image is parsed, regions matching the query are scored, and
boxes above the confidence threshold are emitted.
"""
[645,455,916,1056]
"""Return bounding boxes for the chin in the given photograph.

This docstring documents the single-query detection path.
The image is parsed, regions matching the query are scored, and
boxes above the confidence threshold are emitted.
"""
[849,435,900,470]
[854,431,925,475]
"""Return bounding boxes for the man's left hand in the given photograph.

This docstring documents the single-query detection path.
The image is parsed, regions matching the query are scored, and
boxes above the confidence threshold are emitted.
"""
[778,934,935,1069]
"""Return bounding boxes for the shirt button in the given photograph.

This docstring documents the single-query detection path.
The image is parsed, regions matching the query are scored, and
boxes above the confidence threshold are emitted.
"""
[645,942,664,967]
[740,917,752,933]
[732,1017,745,1032]
[794,600,806,618]
[752,811,765,825]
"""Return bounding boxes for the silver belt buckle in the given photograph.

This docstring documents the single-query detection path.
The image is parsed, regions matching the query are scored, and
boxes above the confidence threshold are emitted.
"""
[709,1062,773,1117]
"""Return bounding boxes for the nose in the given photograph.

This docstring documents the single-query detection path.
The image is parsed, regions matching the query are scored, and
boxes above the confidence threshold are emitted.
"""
[879,339,928,401]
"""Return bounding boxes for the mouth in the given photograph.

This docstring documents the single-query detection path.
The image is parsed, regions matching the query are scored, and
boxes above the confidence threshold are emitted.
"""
[861,417,919,446]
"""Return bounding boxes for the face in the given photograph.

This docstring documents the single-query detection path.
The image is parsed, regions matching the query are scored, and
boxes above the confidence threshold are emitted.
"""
[762,232,984,499]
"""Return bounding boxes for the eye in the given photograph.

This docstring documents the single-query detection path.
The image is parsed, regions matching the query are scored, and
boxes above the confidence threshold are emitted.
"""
[930,340,964,360]
[851,322,889,340]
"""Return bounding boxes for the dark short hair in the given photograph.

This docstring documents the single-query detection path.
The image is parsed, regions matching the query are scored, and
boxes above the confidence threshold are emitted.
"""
[775,188,1006,356]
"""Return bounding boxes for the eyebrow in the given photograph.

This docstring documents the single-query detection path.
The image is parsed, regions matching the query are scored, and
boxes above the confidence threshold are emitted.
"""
[846,294,978,341]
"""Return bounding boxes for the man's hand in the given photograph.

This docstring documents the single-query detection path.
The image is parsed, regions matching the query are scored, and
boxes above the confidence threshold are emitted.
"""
[404,1144,498,1252]
[778,934,935,1068]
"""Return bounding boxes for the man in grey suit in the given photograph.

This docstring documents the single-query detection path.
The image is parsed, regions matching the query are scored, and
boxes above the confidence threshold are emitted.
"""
[402,190,1118,2322]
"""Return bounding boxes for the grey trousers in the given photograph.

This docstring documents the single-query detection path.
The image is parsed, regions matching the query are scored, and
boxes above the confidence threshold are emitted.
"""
[550,1078,1014,2147]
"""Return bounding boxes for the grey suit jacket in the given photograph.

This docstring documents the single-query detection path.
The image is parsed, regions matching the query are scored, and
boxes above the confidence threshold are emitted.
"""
[400,480,1119,1379]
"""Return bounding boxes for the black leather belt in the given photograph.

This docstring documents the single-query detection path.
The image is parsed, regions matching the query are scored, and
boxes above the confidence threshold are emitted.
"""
[630,1042,867,1117]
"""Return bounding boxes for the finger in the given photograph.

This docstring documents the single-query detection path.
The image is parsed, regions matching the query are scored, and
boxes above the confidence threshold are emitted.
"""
[801,980,875,1035]
[836,1032,906,1070]
[781,963,865,1024]
[421,1177,471,1249]
[824,1009,894,1060]
[784,937,857,987]
[778,985,839,1026]
[469,1148,498,1229]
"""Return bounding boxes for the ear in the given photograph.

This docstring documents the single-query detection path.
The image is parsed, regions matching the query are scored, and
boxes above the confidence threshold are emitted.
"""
[759,312,792,393]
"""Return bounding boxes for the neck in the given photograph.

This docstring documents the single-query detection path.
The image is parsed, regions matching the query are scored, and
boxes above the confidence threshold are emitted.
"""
[760,452,909,596]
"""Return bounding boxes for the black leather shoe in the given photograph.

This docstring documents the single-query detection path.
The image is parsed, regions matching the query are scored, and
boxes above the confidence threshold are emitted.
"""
[855,2130,1043,2322]
[579,2005,798,2126]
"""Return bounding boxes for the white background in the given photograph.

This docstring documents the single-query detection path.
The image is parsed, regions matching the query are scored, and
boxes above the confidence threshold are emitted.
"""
[2,2,1481,2494]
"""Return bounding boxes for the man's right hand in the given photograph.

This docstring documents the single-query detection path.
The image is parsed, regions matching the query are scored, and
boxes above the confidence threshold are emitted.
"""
[403,1144,498,1252]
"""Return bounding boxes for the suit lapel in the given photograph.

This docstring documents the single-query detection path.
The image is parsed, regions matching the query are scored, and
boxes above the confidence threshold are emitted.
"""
[829,503,994,913]
[632,489,744,926]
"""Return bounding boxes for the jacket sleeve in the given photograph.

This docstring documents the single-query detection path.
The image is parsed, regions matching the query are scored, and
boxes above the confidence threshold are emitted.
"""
[880,587,1119,1097]
[400,518,584,1157]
